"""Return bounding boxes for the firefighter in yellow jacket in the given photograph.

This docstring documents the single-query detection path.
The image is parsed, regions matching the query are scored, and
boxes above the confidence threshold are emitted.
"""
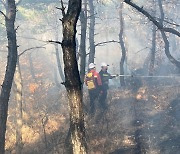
[85,63,102,114]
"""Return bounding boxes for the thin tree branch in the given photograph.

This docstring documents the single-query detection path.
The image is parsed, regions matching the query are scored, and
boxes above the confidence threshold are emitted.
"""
[95,40,120,47]
[0,11,7,18]
[59,0,66,17]
[156,18,180,27]
[48,40,62,45]
[136,47,150,54]
[18,46,46,57]
[124,0,180,37]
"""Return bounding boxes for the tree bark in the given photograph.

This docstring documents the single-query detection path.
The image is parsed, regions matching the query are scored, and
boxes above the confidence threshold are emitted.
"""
[79,0,87,83]
[149,23,156,76]
[0,0,17,153]
[88,0,96,64]
[61,0,87,153]
[14,59,23,154]
[119,2,126,87]
[149,2,156,76]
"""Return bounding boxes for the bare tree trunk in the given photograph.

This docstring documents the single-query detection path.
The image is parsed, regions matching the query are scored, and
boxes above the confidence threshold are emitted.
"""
[88,0,96,64]
[119,2,126,87]
[28,53,37,81]
[14,59,23,154]
[61,0,87,153]
[79,0,87,83]
[158,0,180,70]
[55,18,65,82]
[54,67,62,88]
[0,0,17,153]
[55,43,65,82]
[149,24,156,76]
[148,1,156,76]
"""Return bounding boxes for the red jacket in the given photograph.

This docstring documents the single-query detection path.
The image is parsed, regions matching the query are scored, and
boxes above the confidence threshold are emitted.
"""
[85,69,102,87]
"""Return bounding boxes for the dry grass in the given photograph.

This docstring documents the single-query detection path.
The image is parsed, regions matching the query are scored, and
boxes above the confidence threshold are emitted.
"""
[4,80,180,153]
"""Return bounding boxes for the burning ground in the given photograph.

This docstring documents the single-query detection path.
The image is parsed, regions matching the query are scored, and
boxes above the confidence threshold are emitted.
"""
[5,78,180,154]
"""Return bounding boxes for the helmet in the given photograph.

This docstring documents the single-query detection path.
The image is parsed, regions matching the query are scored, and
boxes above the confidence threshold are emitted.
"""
[101,62,109,67]
[89,63,96,69]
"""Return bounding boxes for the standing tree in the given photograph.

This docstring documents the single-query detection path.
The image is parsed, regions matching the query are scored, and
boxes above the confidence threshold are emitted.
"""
[119,2,126,86]
[124,0,180,70]
[60,0,87,153]
[54,18,65,82]
[157,0,180,71]
[88,0,96,64]
[149,1,156,76]
[149,23,156,76]
[79,0,88,83]
[13,59,23,154]
[0,0,18,153]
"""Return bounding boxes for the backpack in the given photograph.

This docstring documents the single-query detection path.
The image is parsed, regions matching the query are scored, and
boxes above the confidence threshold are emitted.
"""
[86,72,96,90]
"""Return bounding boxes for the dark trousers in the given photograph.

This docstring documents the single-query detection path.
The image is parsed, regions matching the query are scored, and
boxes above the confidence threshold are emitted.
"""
[89,89,99,114]
[99,88,108,109]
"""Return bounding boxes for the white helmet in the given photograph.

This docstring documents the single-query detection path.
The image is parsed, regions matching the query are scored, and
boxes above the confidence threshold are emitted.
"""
[89,63,96,69]
[101,62,109,67]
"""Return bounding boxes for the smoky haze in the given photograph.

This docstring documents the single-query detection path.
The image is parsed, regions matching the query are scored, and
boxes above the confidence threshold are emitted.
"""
[0,0,180,153]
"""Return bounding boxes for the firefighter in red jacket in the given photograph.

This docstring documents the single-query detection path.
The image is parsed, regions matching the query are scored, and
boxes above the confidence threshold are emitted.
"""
[85,63,102,114]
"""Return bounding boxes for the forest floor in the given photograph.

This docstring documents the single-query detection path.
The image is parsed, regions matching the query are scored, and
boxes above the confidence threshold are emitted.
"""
[86,83,180,154]
[5,78,180,154]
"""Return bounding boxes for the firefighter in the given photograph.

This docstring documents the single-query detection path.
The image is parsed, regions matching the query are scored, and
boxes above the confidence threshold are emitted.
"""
[85,63,102,114]
[99,62,116,109]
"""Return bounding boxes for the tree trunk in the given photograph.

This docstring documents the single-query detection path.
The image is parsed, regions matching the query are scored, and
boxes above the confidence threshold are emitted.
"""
[14,59,23,154]
[79,0,87,83]
[61,0,87,153]
[149,25,156,76]
[148,1,156,76]
[55,18,65,82]
[158,0,180,70]
[0,0,17,153]
[88,0,96,64]
[149,3,156,76]
[119,2,126,87]
[55,43,65,82]
[28,53,37,81]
